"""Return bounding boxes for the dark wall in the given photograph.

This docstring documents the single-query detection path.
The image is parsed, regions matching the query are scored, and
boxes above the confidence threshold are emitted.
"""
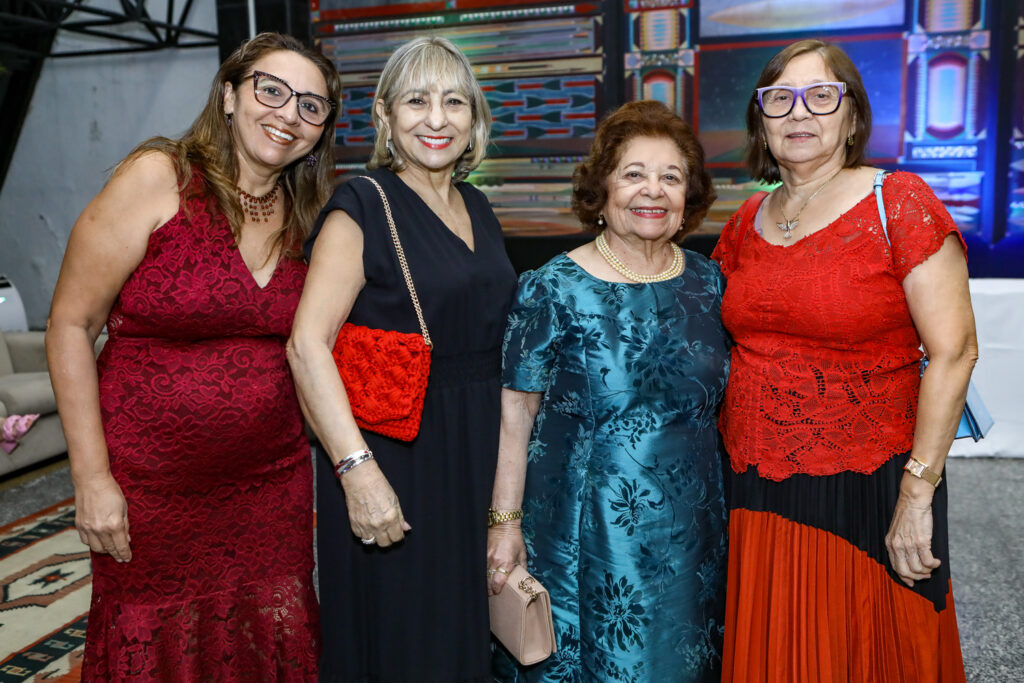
[216,0,313,59]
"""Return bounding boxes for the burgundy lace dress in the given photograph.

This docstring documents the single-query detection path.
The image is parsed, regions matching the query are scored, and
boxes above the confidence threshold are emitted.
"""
[84,176,319,681]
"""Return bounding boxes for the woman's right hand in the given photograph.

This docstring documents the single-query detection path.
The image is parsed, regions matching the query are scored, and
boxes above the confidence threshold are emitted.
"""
[74,473,132,562]
[487,523,527,596]
[340,461,411,548]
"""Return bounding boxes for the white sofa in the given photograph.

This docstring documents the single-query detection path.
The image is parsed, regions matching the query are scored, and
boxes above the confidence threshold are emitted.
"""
[0,330,67,477]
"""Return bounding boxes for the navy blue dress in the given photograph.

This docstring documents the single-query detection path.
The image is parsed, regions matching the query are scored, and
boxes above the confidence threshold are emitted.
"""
[306,168,517,682]
[496,252,729,682]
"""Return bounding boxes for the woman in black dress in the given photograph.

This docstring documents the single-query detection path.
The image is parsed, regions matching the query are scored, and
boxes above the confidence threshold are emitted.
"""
[288,36,516,681]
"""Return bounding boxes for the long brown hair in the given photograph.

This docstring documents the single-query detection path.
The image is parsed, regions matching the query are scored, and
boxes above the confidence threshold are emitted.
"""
[121,32,341,258]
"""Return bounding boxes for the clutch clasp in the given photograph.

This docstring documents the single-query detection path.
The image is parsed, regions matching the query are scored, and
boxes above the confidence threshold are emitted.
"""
[518,576,540,604]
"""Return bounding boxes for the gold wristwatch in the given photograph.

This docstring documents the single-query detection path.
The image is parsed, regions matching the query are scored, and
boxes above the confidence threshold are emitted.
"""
[487,508,523,528]
[904,456,942,487]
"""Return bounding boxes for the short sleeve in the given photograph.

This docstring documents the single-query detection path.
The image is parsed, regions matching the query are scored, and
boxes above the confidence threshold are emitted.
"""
[883,172,967,282]
[501,269,564,393]
[712,191,766,277]
[302,177,374,261]
[712,258,727,301]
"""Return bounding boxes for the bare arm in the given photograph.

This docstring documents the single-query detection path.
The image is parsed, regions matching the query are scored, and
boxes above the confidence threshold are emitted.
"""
[286,210,410,547]
[487,387,542,595]
[46,151,180,563]
[885,234,977,586]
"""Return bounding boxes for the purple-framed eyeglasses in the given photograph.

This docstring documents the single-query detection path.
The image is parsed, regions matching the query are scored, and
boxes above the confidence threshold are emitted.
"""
[251,70,335,126]
[755,81,847,118]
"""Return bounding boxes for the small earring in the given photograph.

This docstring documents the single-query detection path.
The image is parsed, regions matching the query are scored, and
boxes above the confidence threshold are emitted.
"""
[226,113,233,128]
[597,214,606,228]
[306,154,317,167]
[847,133,855,146]
[385,138,394,157]
[761,138,767,151]
[466,139,474,152]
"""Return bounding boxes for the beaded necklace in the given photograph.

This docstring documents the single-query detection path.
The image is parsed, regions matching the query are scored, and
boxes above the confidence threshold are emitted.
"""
[238,184,279,223]
[595,231,683,283]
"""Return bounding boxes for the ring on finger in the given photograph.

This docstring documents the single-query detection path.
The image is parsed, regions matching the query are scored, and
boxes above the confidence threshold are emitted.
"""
[494,566,510,576]
[360,536,376,545]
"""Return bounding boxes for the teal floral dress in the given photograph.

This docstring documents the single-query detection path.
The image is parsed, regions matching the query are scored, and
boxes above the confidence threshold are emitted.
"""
[495,251,729,683]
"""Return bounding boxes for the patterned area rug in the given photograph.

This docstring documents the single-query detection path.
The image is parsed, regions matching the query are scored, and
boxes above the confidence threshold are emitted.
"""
[0,499,88,682]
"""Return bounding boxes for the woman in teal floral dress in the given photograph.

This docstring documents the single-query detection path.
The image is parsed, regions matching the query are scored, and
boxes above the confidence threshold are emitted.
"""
[487,101,729,682]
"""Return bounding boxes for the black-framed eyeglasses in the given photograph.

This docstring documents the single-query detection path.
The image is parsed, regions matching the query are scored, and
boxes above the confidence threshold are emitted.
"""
[755,81,847,118]
[250,70,335,126]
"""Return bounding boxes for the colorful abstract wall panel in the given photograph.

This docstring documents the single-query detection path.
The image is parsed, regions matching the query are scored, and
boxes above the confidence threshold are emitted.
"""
[337,77,599,157]
[485,76,598,156]
[623,6,694,117]
[320,16,600,78]
[1007,3,1024,240]
[314,1,603,235]
[696,36,904,168]
[318,3,603,161]
[916,0,981,33]
[904,37,989,163]
[697,0,906,39]
[467,158,579,234]
[918,171,983,232]
[693,43,778,166]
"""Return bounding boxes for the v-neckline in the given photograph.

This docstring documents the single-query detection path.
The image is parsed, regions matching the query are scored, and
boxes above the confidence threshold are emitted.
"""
[389,172,479,255]
[226,222,282,291]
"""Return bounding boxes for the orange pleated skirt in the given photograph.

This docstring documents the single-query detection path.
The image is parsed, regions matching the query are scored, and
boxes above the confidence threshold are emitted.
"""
[723,452,966,683]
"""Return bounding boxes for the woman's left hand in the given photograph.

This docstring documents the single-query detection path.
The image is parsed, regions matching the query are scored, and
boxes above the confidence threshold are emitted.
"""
[884,480,941,587]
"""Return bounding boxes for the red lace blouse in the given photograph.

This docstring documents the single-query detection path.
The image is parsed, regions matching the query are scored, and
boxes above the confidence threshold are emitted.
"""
[712,171,965,480]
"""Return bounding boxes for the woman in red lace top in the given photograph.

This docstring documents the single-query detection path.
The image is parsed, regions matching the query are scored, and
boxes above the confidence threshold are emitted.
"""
[712,40,974,682]
[46,34,340,680]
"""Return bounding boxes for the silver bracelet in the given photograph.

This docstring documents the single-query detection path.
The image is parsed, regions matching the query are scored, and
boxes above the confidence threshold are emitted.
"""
[334,449,374,479]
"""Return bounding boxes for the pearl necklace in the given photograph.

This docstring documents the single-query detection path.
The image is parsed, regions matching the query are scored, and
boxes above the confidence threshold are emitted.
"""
[238,184,279,223]
[775,168,842,239]
[595,232,683,283]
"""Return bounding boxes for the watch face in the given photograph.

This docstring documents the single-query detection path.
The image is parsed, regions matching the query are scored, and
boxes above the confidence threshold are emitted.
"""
[905,458,940,486]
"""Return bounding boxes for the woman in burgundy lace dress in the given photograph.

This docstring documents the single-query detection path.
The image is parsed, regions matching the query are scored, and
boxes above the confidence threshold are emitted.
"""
[46,33,339,681]
[712,40,972,682]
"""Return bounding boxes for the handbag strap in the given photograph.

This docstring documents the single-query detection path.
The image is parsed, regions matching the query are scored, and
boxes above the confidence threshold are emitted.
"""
[873,169,892,247]
[358,175,432,348]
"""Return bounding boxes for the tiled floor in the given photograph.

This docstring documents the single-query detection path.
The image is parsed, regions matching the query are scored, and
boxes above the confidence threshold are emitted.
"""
[2,456,1021,681]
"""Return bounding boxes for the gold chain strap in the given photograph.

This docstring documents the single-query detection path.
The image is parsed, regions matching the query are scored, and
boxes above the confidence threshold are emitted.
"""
[359,176,432,349]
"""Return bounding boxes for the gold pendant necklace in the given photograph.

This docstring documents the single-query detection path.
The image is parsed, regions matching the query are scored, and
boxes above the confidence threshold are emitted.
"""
[775,168,842,239]
[595,231,683,283]
[238,184,279,223]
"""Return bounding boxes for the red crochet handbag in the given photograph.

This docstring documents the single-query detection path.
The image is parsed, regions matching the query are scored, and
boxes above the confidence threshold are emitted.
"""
[331,176,432,442]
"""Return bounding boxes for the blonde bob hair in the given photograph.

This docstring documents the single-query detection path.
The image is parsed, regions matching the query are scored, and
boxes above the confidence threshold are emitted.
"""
[368,36,490,182]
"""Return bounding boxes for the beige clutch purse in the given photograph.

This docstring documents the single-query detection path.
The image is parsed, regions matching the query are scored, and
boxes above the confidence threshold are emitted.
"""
[489,565,557,665]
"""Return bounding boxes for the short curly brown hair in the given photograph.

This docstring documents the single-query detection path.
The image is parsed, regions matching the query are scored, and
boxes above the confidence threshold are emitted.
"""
[572,100,716,241]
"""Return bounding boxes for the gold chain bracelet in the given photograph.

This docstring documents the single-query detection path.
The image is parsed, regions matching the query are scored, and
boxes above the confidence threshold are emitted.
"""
[487,508,524,528]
